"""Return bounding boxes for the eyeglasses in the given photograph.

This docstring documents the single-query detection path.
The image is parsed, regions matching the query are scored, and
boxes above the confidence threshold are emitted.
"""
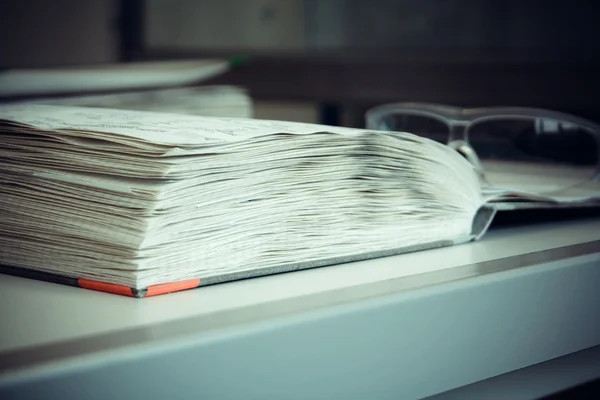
[366,103,600,193]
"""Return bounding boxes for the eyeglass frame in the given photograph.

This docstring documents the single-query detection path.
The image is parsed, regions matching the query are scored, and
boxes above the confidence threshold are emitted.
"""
[365,102,600,184]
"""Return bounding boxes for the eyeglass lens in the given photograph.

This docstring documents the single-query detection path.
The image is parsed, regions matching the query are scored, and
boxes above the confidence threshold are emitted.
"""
[468,118,598,192]
[371,114,598,193]
[374,114,449,144]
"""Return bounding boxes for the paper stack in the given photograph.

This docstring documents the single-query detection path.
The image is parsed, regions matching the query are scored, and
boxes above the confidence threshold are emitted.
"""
[1,60,253,119]
[0,105,482,297]
[19,86,253,118]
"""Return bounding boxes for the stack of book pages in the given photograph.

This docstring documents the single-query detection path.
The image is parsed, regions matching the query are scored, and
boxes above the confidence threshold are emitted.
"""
[0,105,510,297]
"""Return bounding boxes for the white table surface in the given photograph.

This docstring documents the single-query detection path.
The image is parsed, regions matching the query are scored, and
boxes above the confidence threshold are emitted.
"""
[1,217,599,355]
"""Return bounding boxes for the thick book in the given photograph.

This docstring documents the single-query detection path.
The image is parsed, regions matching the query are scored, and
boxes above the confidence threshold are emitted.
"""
[0,105,598,297]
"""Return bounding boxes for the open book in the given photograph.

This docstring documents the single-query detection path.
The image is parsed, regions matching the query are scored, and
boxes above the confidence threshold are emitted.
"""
[0,105,598,297]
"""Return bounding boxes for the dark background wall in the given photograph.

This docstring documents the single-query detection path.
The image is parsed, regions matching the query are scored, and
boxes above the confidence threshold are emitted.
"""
[0,0,118,68]
[1,0,600,125]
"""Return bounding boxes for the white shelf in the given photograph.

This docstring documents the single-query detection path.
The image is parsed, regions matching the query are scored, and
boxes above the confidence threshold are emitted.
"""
[1,218,600,399]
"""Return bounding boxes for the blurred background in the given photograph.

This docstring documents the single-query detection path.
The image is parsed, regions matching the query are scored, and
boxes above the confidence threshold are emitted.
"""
[1,0,600,126]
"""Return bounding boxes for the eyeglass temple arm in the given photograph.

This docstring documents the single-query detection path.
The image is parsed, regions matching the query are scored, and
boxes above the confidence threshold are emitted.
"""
[447,139,492,185]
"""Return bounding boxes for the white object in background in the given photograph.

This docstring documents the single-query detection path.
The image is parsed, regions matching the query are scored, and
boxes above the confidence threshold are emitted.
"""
[0,60,230,97]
